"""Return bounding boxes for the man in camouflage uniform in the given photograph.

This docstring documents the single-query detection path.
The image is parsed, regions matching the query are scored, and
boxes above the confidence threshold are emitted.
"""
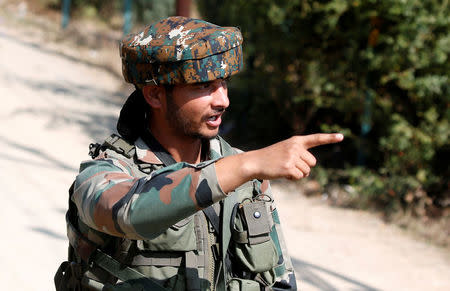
[55,16,343,291]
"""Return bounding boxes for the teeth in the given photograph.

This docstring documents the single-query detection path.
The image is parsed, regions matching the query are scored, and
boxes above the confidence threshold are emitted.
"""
[208,116,218,121]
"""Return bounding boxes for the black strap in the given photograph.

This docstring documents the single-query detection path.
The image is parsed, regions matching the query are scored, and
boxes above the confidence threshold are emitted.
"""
[141,130,177,166]
[202,204,221,236]
[92,249,168,290]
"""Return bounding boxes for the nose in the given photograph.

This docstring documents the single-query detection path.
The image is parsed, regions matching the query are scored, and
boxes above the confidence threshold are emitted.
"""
[211,80,229,109]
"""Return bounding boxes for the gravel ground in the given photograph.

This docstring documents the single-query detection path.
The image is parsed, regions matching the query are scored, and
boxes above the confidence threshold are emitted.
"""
[0,7,448,291]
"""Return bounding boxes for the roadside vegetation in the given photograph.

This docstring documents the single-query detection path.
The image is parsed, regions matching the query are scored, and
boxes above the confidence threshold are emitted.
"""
[198,1,449,248]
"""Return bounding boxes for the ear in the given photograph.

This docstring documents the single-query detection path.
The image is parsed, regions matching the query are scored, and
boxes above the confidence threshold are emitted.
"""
[142,85,165,109]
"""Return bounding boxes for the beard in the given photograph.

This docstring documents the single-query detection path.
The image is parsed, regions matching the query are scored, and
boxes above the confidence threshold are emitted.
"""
[165,94,219,140]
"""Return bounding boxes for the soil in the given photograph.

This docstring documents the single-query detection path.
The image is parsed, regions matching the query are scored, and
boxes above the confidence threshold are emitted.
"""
[0,3,448,290]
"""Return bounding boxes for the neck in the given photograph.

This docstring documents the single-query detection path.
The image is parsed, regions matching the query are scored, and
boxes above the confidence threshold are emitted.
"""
[149,123,202,164]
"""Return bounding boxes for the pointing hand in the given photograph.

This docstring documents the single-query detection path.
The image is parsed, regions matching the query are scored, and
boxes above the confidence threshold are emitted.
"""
[216,133,344,193]
[243,133,344,180]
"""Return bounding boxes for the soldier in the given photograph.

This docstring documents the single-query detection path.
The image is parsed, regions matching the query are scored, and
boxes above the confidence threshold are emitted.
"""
[55,16,343,291]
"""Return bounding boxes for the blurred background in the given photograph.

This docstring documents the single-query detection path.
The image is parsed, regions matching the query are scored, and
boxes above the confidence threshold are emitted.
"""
[0,0,448,290]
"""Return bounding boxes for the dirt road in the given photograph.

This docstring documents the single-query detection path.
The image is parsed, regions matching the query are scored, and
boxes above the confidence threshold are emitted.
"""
[0,11,448,291]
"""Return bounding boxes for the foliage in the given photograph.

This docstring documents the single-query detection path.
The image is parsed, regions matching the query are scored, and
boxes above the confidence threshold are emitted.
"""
[197,0,450,215]
[35,0,449,216]
[40,0,174,27]
[133,0,175,25]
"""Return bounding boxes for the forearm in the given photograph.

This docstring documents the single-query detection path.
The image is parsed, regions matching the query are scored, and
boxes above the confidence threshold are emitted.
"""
[215,151,256,194]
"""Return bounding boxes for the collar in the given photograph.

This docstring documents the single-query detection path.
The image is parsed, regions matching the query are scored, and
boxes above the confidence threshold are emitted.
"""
[134,133,224,165]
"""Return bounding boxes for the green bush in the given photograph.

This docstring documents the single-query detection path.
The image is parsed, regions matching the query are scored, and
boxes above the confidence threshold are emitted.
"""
[197,0,449,215]
[133,0,175,25]
[45,0,174,26]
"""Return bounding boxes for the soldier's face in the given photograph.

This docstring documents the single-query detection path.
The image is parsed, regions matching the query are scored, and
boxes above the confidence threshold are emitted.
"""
[165,79,229,140]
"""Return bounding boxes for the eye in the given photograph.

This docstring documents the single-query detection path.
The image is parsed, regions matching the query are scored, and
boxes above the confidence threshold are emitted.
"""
[195,82,212,89]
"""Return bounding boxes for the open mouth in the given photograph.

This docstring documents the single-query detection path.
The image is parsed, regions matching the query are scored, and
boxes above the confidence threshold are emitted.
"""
[205,113,223,127]
[207,115,219,121]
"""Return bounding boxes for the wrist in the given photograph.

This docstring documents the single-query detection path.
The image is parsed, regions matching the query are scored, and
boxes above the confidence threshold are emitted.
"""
[215,152,257,193]
[238,151,259,181]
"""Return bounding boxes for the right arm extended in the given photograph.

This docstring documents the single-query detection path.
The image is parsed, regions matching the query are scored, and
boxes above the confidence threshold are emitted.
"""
[73,133,343,240]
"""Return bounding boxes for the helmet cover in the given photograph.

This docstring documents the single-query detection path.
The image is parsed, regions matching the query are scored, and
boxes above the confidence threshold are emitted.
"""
[120,16,243,85]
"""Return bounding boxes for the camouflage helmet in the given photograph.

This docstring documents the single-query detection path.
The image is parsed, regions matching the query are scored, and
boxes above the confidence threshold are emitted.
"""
[120,16,243,85]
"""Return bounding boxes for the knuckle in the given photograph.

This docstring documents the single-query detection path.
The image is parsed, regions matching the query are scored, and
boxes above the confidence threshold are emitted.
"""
[287,147,297,156]
[282,161,293,171]
[317,135,326,144]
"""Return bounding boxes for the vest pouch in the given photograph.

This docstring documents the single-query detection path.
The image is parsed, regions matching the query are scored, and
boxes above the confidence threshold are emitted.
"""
[120,216,196,290]
[230,200,278,274]
[227,278,261,291]
[137,216,197,251]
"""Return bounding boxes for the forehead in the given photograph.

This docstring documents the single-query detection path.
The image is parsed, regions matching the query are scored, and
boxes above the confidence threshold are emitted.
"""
[168,80,225,100]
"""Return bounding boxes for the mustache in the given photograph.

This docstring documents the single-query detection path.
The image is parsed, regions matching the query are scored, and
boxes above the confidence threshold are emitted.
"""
[212,107,226,115]
[202,108,226,121]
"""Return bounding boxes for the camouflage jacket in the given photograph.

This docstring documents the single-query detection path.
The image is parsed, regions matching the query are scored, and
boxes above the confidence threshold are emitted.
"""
[69,134,297,290]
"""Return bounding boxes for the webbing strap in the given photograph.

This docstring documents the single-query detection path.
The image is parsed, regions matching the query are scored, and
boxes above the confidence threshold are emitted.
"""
[66,213,97,262]
[202,205,220,236]
[131,254,183,267]
[103,134,136,158]
[185,251,201,291]
[92,249,168,291]
[141,130,178,166]
[130,253,203,268]
[217,136,240,290]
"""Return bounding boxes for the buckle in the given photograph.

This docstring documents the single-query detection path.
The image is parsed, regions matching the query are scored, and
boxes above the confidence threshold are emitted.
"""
[88,143,101,159]
[211,243,221,261]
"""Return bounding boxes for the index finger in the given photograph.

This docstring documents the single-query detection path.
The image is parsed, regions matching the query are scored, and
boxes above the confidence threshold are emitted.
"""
[301,133,344,149]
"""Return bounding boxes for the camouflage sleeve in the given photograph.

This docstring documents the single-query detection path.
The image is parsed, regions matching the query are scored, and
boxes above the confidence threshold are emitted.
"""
[259,180,297,289]
[72,157,226,240]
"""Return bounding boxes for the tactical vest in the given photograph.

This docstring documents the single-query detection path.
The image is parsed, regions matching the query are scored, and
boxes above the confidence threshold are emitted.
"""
[55,134,288,291]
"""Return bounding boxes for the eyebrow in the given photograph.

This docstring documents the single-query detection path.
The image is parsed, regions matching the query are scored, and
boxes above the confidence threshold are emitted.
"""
[195,81,214,86]
[191,78,230,88]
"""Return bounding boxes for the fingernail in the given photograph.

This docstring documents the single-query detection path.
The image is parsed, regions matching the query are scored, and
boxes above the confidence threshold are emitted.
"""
[335,134,344,140]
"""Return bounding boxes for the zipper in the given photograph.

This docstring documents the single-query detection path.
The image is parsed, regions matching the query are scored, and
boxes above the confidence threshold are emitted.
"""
[208,229,216,291]
[203,215,216,291]
[199,212,216,291]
